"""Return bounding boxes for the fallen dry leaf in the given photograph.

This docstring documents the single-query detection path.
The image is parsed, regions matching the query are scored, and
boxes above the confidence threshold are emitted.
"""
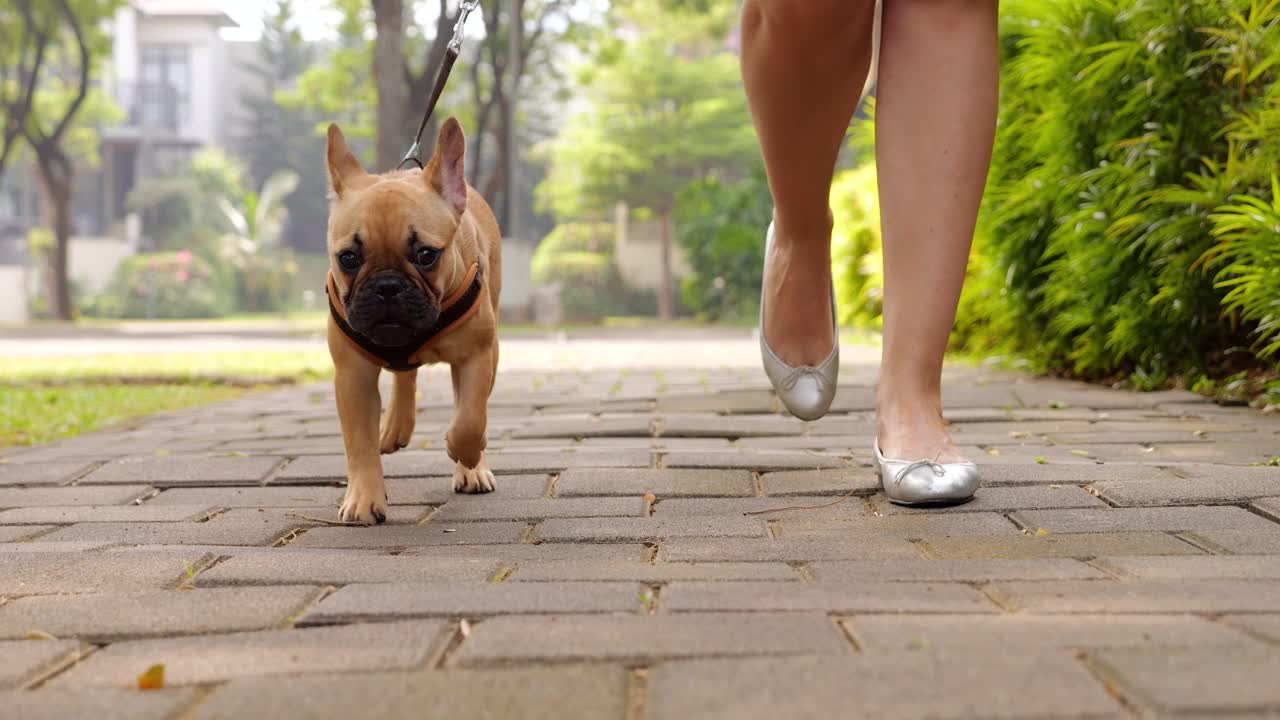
[1035,528,1050,538]
[642,492,656,504]
[137,663,165,690]
[459,618,472,637]
[25,630,57,641]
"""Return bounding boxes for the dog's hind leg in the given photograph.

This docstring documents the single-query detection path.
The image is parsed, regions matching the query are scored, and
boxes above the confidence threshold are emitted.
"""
[447,346,496,494]
[380,370,417,454]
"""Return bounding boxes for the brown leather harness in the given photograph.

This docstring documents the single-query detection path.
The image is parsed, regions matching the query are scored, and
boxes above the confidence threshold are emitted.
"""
[326,262,484,371]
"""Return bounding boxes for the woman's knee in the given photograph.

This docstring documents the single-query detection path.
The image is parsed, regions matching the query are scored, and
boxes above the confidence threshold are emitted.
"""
[750,0,876,36]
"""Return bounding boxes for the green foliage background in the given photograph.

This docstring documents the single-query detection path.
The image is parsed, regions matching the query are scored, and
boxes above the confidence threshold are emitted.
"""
[833,0,1280,402]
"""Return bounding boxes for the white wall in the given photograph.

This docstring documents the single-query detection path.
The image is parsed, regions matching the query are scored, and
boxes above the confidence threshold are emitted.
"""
[69,237,135,294]
[500,237,534,319]
[0,267,29,325]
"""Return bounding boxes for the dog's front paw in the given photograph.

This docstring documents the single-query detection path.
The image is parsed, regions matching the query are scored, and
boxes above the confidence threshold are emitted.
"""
[379,409,414,455]
[452,456,496,494]
[339,484,389,525]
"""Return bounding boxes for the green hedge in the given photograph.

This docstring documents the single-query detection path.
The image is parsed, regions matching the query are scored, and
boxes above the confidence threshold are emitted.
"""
[950,0,1280,392]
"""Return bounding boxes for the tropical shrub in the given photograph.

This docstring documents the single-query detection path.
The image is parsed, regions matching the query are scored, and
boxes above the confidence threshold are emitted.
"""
[950,0,1280,389]
[88,251,230,319]
[674,166,771,322]
[531,249,626,322]
[830,161,882,330]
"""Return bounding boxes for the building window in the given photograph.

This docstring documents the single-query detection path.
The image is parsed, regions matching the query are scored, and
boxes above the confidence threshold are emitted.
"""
[139,44,189,131]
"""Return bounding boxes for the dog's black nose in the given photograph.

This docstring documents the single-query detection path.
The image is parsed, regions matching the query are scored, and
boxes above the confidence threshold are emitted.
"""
[371,276,405,301]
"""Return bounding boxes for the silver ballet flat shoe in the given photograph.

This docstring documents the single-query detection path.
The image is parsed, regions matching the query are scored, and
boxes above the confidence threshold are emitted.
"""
[873,438,980,506]
[759,223,839,421]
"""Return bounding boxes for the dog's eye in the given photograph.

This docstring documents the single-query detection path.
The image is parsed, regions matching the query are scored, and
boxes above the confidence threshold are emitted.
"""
[337,250,361,271]
[415,246,440,268]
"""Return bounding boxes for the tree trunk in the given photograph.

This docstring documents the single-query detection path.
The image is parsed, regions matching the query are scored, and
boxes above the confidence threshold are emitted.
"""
[658,208,674,320]
[372,0,406,171]
[34,146,73,321]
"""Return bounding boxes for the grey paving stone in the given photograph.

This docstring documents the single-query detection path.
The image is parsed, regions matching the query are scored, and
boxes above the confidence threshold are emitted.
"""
[0,505,215,524]
[0,541,113,552]
[868,485,1107,516]
[0,551,211,595]
[844,614,1251,652]
[923,532,1204,559]
[989,579,1280,613]
[1091,647,1280,715]
[0,586,324,641]
[1093,555,1280,580]
[1252,496,1280,522]
[1182,528,1280,554]
[1222,614,1280,643]
[652,497,870,518]
[432,497,645,522]
[217,505,430,525]
[146,486,343,507]
[1166,464,1280,483]
[0,639,87,688]
[976,463,1176,487]
[196,552,498,586]
[1010,506,1279,534]
[511,415,654,439]
[291,522,527,548]
[0,525,55,542]
[645,652,1123,720]
[810,558,1106,582]
[662,537,923,562]
[781,511,1023,539]
[35,519,299,546]
[657,414,804,438]
[0,689,199,720]
[0,462,93,486]
[661,450,847,471]
[300,581,644,623]
[0,485,154,508]
[662,580,997,614]
[193,666,627,720]
[1093,476,1280,507]
[457,612,848,666]
[556,468,753,498]
[53,620,449,687]
[80,456,281,486]
[274,452,456,482]
[509,560,797,582]
[491,448,652,472]
[759,468,880,496]
[401,542,649,563]
[536,516,767,542]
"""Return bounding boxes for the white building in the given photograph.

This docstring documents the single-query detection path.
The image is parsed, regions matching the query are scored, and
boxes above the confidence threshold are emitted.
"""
[0,1,246,321]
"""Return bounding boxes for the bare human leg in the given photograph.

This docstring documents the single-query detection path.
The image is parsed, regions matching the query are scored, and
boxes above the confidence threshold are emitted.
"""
[740,0,877,368]
[874,0,1000,462]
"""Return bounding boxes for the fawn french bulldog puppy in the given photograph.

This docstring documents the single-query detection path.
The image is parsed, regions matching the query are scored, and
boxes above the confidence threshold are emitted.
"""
[324,118,502,524]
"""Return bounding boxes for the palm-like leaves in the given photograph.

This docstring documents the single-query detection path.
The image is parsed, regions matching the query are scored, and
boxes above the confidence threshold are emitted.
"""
[953,0,1280,386]
[219,170,300,268]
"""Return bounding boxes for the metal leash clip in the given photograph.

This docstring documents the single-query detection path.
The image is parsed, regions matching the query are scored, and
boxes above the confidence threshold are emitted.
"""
[398,0,482,170]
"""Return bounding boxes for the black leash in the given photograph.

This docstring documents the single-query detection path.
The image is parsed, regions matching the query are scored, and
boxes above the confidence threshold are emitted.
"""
[397,0,482,171]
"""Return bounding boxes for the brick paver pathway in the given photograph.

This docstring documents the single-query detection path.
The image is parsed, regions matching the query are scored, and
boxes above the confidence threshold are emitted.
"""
[2,346,1279,718]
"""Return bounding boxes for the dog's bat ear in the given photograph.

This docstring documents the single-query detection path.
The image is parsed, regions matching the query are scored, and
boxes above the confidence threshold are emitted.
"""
[425,117,467,215]
[326,123,366,199]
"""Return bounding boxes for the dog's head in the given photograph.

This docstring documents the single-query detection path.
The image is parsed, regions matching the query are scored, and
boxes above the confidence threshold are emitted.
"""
[324,118,470,347]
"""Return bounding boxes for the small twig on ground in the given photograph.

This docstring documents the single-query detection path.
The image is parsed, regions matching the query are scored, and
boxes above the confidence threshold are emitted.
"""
[743,486,862,516]
[286,512,365,526]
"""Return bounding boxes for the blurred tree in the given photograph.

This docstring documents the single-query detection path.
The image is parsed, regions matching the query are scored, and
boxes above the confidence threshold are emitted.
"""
[536,0,755,317]
[235,0,328,253]
[278,0,377,158]
[3,0,122,320]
